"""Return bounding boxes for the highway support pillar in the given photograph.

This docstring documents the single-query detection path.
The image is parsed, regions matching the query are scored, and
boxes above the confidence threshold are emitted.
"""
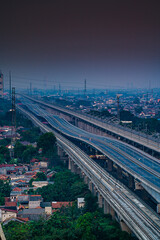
[157,203,160,213]
[68,158,71,170]
[104,200,110,214]
[84,175,88,184]
[120,220,131,234]
[110,206,115,219]
[128,175,134,189]
[70,160,76,173]
[117,166,123,179]
[57,146,64,157]
[98,193,103,208]
[93,186,97,196]
[89,181,92,192]
[107,159,113,172]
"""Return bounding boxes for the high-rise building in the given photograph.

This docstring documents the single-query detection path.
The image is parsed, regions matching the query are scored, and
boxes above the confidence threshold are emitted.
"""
[0,71,3,98]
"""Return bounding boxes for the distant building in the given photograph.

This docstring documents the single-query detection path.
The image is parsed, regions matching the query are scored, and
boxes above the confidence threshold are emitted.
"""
[32,181,49,188]
[52,201,73,211]
[77,198,85,208]
[0,71,3,98]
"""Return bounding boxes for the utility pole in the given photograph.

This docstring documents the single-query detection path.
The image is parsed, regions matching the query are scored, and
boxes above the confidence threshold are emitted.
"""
[84,79,86,96]
[30,82,32,95]
[116,94,122,121]
[59,84,61,95]
[9,71,12,100]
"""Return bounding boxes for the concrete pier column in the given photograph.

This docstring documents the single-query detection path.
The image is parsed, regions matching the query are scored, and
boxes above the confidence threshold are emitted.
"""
[128,175,134,189]
[98,193,103,208]
[68,158,71,170]
[93,186,97,196]
[71,161,76,173]
[110,206,115,219]
[120,220,131,234]
[107,159,113,172]
[75,118,78,127]
[84,175,88,184]
[57,146,63,157]
[157,203,160,213]
[89,181,92,191]
[117,166,123,179]
[104,200,110,214]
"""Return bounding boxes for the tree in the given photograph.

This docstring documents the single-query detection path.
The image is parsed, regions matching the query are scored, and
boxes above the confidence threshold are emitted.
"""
[120,110,134,121]
[37,132,56,155]
[35,172,47,181]
[22,145,37,164]
[14,142,26,159]
[83,193,98,213]
[0,138,11,147]
[0,146,10,162]
[0,154,5,164]
[0,180,11,197]
[133,97,140,104]
[21,127,40,143]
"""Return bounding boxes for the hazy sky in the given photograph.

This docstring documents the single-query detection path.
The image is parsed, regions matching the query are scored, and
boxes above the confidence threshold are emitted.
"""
[0,0,160,90]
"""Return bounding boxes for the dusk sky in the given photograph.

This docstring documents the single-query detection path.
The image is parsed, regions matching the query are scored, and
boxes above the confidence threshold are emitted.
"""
[0,0,160,90]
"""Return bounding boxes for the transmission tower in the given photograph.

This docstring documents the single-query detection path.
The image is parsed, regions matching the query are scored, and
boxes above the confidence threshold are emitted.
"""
[11,87,16,158]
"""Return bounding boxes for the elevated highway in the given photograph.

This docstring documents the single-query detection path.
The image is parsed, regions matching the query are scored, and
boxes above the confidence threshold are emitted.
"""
[17,104,160,240]
[20,95,160,154]
[20,98,160,212]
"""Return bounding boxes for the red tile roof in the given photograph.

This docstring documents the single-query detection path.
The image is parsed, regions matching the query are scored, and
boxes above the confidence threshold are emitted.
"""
[17,217,29,222]
[0,164,15,168]
[5,202,17,207]
[0,174,8,180]
[13,187,22,192]
[52,202,73,209]
[0,208,18,213]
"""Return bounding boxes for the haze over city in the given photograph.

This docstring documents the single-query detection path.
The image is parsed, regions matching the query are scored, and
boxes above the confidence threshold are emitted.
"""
[0,0,160,90]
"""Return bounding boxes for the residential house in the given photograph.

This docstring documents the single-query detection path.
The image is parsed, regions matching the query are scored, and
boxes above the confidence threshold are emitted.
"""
[32,181,49,188]
[29,195,43,209]
[77,198,85,208]
[17,208,45,221]
[0,208,17,222]
[52,201,73,211]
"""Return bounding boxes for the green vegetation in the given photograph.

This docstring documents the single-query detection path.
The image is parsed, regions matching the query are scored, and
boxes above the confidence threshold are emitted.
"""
[0,180,11,205]
[20,127,41,143]
[14,142,37,164]
[35,172,47,181]
[88,109,111,118]
[36,170,88,202]
[3,203,134,240]
[120,110,160,134]
[0,138,11,147]
[0,146,11,163]
[75,100,91,107]
[37,132,56,154]
[13,132,56,164]
[0,98,33,128]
